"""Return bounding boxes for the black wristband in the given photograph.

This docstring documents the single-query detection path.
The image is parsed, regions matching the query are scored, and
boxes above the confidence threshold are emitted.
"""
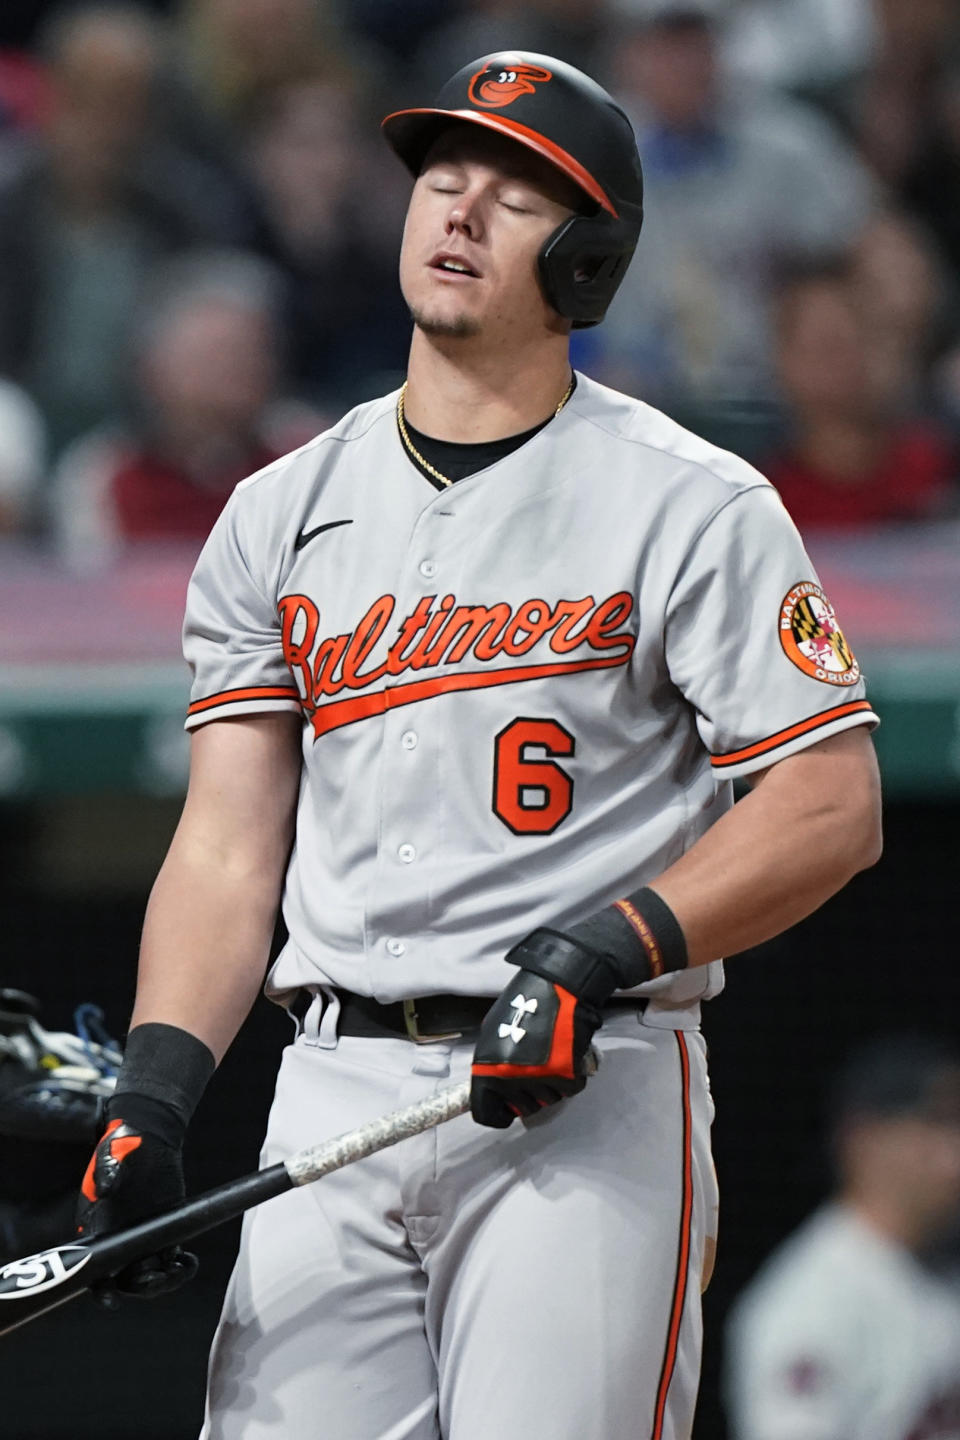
[567,886,688,990]
[112,1023,215,1132]
[616,886,688,980]
[105,1090,187,1148]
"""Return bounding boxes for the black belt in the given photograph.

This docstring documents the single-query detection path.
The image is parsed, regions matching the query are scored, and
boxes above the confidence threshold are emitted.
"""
[292,988,645,1044]
[338,991,492,1042]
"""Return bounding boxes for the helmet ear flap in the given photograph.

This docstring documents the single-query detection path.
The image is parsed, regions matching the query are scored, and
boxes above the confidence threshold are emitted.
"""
[538,212,642,328]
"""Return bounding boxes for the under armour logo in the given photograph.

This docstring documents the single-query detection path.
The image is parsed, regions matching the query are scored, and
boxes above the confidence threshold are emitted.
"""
[498,993,538,1045]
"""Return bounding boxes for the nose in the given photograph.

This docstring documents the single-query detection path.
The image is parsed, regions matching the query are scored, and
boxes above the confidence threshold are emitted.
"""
[445,191,484,242]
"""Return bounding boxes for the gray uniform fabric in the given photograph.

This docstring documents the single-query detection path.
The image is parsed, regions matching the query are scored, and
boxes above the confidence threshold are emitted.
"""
[183,373,877,1009]
[202,1008,717,1440]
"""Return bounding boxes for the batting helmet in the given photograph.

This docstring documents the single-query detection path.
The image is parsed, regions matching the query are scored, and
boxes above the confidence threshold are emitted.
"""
[382,53,644,328]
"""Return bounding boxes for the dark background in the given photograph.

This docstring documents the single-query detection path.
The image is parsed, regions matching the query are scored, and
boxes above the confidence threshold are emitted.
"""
[1,793,955,1439]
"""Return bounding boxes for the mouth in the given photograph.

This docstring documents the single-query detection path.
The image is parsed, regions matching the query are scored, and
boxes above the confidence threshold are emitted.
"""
[428,252,481,280]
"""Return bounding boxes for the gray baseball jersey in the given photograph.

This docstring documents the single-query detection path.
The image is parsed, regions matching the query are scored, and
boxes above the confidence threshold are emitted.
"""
[183,372,877,1011]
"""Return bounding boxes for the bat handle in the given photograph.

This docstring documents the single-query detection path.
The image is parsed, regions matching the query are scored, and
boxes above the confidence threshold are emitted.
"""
[285,1045,600,1187]
[286,1080,471,1186]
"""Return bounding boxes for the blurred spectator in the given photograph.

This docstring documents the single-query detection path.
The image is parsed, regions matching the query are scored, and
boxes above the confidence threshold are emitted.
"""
[176,0,361,138]
[934,343,960,447]
[0,45,47,134]
[51,250,320,568]
[411,0,610,95]
[340,0,452,66]
[0,3,260,456]
[244,76,412,403]
[0,378,47,535]
[725,1036,960,1440]
[850,0,960,272]
[593,1,875,439]
[764,263,956,530]
[851,210,948,415]
[901,63,960,277]
[718,0,875,99]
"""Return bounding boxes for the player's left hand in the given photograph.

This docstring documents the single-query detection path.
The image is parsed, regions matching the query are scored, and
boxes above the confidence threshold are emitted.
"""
[470,927,618,1128]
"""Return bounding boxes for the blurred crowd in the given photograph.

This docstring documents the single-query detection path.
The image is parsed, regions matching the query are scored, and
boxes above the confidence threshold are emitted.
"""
[0,0,959,562]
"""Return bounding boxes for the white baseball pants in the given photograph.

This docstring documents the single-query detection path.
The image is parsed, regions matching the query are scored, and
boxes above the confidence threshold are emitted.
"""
[200,1002,718,1440]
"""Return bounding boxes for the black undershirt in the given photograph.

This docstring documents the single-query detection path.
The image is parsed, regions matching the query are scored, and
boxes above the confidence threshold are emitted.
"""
[400,376,578,491]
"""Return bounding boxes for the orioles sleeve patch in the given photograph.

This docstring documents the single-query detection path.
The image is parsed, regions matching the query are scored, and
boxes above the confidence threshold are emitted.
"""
[779,582,860,687]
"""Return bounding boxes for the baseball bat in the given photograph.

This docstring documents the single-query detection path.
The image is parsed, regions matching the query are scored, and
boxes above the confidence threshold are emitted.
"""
[0,1079,472,1338]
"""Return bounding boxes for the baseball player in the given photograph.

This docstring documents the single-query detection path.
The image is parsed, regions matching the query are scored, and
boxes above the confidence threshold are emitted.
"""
[725,1037,960,1440]
[75,54,882,1440]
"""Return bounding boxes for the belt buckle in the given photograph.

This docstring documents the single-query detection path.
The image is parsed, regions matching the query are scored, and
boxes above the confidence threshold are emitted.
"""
[402,998,462,1044]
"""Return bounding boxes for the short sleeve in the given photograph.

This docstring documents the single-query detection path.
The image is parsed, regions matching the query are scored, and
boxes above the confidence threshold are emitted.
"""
[182,491,301,730]
[664,484,878,779]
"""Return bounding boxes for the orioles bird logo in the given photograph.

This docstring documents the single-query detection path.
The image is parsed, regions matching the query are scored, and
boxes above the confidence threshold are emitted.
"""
[468,61,553,108]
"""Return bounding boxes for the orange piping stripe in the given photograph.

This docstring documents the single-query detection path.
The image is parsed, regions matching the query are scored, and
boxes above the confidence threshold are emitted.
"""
[651,1032,693,1440]
[711,700,873,769]
[309,652,632,737]
[187,685,301,716]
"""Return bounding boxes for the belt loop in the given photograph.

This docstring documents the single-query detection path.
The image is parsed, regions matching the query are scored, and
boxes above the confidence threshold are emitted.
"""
[299,987,326,1048]
[315,987,340,1049]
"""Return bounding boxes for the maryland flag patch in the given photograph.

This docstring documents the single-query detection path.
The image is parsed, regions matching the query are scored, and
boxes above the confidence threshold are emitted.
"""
[779,582,860,686]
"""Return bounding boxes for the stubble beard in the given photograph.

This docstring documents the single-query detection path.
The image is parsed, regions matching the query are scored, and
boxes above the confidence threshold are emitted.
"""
[408,301,482,340]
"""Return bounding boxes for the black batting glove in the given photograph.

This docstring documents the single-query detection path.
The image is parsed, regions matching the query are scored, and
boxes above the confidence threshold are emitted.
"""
[76,1091,198,1299]
[471,928,618,1128]
[471,889,689,1128]
[74,1023,215,1302]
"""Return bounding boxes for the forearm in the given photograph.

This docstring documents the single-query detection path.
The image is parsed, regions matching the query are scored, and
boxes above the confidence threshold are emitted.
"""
[130,835,285,1064]
[651,731,882,967]
[550,730,881,991]
[652,785,875,967]
[125,714,300,1063]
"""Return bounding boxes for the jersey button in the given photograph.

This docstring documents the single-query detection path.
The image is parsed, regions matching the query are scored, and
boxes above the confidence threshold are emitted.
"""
[397,843,417,864]
[401,730,418,750]
[419,559,437,579]
[386,938,406,957]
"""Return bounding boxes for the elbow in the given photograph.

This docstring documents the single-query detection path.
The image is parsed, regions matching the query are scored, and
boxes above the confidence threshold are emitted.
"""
[847,783,883,876]
[844,732,884,876]
[853,809,883,873]
[818,784,882,886]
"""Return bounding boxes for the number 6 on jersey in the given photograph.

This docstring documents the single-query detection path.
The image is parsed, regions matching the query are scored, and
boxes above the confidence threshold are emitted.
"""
[492,718,575,834]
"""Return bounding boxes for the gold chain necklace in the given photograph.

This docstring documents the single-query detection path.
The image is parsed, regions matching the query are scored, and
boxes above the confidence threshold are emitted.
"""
[396,375,574,489]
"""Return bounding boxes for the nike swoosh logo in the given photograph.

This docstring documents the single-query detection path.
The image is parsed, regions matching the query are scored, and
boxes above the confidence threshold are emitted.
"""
[294,519,353,551]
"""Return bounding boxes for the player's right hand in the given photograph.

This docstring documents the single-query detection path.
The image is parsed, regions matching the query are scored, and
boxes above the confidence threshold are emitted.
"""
[75,1092,197,1300]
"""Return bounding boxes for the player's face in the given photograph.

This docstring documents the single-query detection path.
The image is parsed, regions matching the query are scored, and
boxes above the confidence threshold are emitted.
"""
[399,125,582,343]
